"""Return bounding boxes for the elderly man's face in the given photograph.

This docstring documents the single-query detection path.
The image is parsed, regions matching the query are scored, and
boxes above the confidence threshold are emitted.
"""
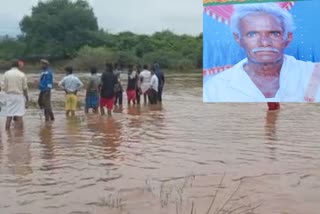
[234,13,293,64]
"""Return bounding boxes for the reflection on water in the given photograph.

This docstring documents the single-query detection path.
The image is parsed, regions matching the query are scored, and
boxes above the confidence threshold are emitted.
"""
[88,116,122,161]
[39,123,54,160]
[5,129,32,176]
[264,110,280,162]
[264,110,279,141]
[0,73,320,213]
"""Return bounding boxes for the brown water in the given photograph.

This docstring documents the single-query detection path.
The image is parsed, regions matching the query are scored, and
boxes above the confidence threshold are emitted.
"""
[1,73,320,214]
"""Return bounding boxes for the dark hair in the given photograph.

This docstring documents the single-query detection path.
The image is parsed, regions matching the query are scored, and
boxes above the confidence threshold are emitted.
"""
[154,63,160,69]
[65,66,73,74]
[151,64,156,72]
[128,64,133,74]
[11,60,19,68]
[105,63,113,72]
[143,64,148,70]
[90,67,97,74]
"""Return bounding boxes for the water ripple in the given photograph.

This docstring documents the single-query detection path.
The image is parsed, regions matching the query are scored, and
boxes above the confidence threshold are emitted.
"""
[1,74,320,213]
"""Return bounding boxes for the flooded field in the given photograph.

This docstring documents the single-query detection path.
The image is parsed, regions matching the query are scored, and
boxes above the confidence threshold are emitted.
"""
[1,73,320,214]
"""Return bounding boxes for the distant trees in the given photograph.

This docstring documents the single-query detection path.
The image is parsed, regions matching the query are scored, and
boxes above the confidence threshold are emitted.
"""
[0,0,202,71]
[70,30,202,70]
[19,0,98,58]
[0,36,26,60]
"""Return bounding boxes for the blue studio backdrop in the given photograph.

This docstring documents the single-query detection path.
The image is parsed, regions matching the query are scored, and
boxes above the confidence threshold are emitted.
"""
[203,1,320,72]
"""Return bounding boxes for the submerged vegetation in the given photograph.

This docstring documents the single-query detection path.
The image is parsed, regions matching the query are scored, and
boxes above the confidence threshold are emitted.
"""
[95,174,262,214]
[0,0,202,71]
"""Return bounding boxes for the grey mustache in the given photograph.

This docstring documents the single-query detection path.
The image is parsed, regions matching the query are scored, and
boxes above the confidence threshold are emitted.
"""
[251,47,280,53]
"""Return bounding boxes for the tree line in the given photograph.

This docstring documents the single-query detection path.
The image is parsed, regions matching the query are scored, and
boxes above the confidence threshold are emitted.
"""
[0,0,202,71]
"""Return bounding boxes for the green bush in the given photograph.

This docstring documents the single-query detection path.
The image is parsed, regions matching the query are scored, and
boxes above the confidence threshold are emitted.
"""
[115,51,139,68]
[142,50,183,69]
[72,45,117,70]
[0,38,26,60]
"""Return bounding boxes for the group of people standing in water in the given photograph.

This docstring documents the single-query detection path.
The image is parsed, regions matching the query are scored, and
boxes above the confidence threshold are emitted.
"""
[0,59,165,129]
[93,62,165,116]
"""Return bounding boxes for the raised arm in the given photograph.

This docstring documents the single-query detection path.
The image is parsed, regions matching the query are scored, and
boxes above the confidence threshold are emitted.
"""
[58,77,65,89]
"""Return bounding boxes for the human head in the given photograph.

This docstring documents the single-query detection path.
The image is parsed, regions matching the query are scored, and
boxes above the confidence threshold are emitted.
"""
[90,67,97,75]
[143,64,148,70]
[11,60,19,68]
[18,60,25,70]
[65,66,73,75]
[231,3,294,40]
[105,63,113,73]
[40,59,50,69]
[128,64,133,73]
[151,67,155,74]
[136,64,141,73]
[230,3,294,64]
[154,63,160,71]
[114,62,119,70]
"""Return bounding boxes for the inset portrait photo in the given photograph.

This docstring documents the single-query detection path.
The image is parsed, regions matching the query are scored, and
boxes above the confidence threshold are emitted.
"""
[203,0,320,102]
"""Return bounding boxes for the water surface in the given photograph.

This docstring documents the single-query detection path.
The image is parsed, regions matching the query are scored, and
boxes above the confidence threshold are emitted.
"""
[0,73,319,214]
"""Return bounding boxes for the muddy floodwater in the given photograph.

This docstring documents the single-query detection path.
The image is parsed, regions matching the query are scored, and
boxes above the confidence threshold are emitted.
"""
[0,72,320,214]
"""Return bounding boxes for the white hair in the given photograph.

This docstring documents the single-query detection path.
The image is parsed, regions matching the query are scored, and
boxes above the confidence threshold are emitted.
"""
[230,3,295,39]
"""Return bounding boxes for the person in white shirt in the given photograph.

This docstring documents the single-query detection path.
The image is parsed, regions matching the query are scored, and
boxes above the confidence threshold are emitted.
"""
[58,66,83,116]
[139,64,152,104]
[203,3,320,102]
[149,66,159,104]
[2,60,29,129]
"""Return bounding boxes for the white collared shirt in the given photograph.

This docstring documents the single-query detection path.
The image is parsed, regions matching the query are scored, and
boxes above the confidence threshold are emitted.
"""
[203,55,318,102]
[58,74,84,93]
[150,74,159,92]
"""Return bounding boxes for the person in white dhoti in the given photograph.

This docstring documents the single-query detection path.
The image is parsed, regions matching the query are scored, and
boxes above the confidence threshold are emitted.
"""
[2,60,29,130]
[203,3,320,102]
[139,65,152,104]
